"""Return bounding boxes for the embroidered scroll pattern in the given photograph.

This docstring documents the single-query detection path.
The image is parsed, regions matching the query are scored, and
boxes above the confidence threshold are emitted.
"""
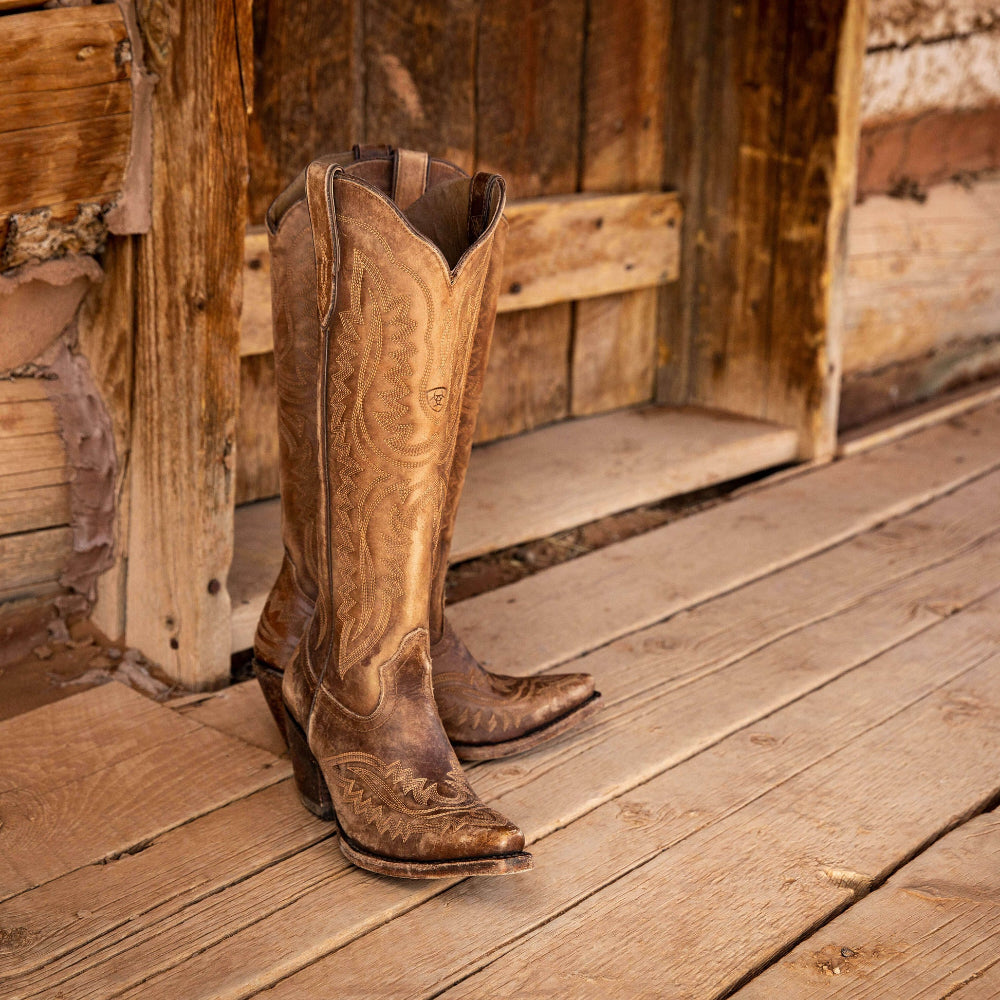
[326,215,490,681]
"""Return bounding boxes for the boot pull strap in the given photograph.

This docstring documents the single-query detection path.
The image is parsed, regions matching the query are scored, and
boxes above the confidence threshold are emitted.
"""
[391,148,431,210]
[305,161,344,328]
[352,143,392,160]
[468,173,506,243]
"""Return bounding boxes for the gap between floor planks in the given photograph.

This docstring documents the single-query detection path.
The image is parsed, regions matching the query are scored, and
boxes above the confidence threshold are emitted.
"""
[28,467,1000,1000]
[731,808,1000,999]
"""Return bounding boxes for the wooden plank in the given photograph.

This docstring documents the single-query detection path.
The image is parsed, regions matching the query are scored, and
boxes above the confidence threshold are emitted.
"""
[659,0,865,460]
[77,236,135,640]
[841,336,1000,431]
[457,407,796,561]
[140,529,1000,1000]
[497,192,680,313]
[862,32,1000,125]
[229,400,1000,657]
[733,811,1000,999]
[0,5,131,224]
[571,0,667,416]
[237,193,682,358]
[0,684,284,902]
[837,377,1000,457]
[857,106,1000,200]
[0,526,72,602]
[868,0,1000,47]
[228,406,799,652]
[240,228,272,357]
[448,399,1000,678]
[363,0,476,173]
[842,180,1000,375]
[472,302,571,443]
[173,679,287,758]
[0,782,329,993]
[247,0,359,222]
[234,352,279,505]
[437,632,1000,999]
[43,467,1000,997]
[125,0,247,687]
[0,6,129,93]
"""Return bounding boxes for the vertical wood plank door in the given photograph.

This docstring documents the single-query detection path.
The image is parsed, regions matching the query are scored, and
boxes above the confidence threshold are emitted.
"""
[126,1,248,688]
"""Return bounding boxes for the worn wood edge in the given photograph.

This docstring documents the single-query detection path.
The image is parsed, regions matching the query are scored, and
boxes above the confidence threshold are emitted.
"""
[228,407,799,652]
[837,377,1000,457]
[238,191,682,357]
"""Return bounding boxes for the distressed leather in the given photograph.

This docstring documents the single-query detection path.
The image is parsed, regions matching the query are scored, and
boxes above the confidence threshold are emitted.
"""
[255,145,596,761]
[281,159,524,865]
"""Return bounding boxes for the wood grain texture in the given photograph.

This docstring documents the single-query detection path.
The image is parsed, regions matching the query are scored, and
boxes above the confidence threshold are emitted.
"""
[734,811,1000,999]
[868,0,999,47]
[228,406,797,652]
[660,0,866,459]
[0,683,283,903]
[247,0,360,222]
[125,0,247,687]
[0,526,73,603]
[0,381,70,538]
[497,191,680,313]
[146,475,1000,1000]
[77,236,135,639]
[472,301,571,443]
[240,228,272,356]
[0,5,131,226]
[440,612,1000,1000]
[843,180,1000,375]
[862,31,1000,125]
[857,107,1000,199]
[363,0,476,173]
[447,400,1000,678]
[572,0,668,416]
[235,352,279,505]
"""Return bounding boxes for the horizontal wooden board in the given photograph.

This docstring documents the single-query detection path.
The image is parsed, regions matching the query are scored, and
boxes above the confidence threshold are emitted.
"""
[238,191,681,356]
[734,810,1000,999]
[496,190,680,312]
[0,5,132,223]
[128,498,1000,999]
[842,180,1000,375]
[868,0,1000,48]
[857,106,1000,199]
[862,32,1000,125]
[228,406,799,652]
[0,525,72,602]
[0,683,285,903]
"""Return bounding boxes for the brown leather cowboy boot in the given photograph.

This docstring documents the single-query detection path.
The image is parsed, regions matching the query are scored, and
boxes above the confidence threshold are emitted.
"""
[253,146,599,761]
[279,156,530,877]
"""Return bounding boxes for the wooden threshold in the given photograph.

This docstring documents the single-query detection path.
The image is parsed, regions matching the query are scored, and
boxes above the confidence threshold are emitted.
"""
[229,405,800,653]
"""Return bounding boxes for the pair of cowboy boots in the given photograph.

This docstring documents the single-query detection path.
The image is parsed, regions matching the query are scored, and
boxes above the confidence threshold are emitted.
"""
[253,146,600,878]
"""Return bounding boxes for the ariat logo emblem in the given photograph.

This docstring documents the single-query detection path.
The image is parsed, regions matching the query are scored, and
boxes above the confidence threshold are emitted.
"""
[427,387,448,412]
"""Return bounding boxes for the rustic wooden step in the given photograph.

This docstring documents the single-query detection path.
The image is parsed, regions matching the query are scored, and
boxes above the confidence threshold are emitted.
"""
[228,405,800,653]
[733,809,1000,999]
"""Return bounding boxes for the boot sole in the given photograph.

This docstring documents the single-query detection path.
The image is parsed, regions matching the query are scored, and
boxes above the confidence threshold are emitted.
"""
[281,700,533,879]
[255,657,601,764]
[451,691,603,761]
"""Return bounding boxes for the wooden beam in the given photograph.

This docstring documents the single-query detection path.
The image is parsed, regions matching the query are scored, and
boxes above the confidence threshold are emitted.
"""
[239,191,681,357]
[125,0,247,688]
[0,6,132,229]
[659,0,867,460]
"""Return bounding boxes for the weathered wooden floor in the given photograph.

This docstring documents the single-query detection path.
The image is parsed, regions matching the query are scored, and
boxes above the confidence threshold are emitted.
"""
[3,402,1000,1000]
